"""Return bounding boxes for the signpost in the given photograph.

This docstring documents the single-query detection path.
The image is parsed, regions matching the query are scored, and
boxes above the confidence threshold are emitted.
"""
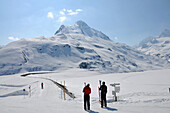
[110,83,120,101]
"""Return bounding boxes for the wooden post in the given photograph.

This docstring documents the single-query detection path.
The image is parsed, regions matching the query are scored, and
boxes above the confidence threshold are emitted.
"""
[23,89,26,99]
[29,85,31,97]
[61,81,62,99]
[64,81,66,100]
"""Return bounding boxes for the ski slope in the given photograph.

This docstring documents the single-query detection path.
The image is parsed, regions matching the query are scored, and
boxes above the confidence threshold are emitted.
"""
[0,69,170,113]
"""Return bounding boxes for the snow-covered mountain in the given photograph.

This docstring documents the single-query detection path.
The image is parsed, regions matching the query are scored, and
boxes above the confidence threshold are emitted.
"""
[159,29,170,37]
[55,20,110,40]
[0,21,169,75]
[137,29,170,62]
[0,45,3,49]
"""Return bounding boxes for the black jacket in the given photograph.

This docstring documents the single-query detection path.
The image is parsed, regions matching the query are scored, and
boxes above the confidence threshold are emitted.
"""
[99,85,107,94]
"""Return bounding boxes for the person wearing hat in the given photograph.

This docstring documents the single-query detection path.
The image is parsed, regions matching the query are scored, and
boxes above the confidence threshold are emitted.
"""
[99,81,107,108]
[83,84,91,110]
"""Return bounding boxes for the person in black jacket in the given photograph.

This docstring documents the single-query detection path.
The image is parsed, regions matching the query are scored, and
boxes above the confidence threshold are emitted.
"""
[99,81,107,108]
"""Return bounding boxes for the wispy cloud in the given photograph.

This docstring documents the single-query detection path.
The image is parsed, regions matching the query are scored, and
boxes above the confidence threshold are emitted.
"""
[67,9,72,13]
[114,37,118,40]
[58,16,66,23]
[58,8,83,22]
[47,8,83,23]
[76,9,83,12]
[63,8,66,12]
[47,12,54,19]
[66,9,83,15]
[68,11,78,15]
[8,36,19,41]
[59,11,65,15]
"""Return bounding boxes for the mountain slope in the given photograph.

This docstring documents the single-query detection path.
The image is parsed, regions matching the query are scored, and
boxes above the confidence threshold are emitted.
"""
[0,45,3,49]
[137,29,170,62]
[0,21,169,75]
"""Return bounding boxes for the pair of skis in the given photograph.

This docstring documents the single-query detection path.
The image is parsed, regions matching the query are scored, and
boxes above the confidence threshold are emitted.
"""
[98,80,101,103]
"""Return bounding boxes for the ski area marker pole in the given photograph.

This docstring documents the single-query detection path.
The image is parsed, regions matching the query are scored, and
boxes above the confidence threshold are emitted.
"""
[23,89,26,99]
[61,81,62,99]
[29,85,31,97]
[64,81,66,100]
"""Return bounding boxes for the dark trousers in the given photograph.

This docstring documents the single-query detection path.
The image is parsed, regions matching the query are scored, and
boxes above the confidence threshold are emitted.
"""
[101,94,107,107]
[84,94,90,110]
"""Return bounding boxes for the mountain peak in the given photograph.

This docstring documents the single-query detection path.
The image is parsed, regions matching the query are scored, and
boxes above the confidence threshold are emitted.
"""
[55,20,110,40]
[75,20,89,28]
[55,25,65,34]
[159,29,170,37]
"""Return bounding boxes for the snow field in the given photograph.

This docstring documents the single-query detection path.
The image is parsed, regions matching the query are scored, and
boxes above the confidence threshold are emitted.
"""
[0,69,170,113]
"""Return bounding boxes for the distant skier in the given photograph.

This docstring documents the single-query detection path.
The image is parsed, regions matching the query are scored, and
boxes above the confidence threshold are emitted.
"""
[83,83,91,110]
[29,85,31,97]
[99,81,107,108]
[41,82,44,89]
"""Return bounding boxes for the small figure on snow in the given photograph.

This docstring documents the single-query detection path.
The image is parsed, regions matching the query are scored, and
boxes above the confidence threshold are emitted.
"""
[41,82,44,89]
[83,83,91,110]
[29,85,31,90]
[99,81,107,108]
[29,85,31,97]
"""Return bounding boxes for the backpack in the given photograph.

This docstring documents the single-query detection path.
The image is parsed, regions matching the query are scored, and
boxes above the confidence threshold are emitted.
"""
[83,86,91,95]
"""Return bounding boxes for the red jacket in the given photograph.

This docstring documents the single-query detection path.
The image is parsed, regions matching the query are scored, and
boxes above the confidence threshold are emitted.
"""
[83,86,91,95]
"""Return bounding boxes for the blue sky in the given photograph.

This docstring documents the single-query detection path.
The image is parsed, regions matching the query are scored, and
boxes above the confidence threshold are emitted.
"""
[0,0,170,46]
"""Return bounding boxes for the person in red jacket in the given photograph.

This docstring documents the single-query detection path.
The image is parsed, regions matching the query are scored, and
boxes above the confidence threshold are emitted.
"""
[41,82,44,89]
[83,84,91,110]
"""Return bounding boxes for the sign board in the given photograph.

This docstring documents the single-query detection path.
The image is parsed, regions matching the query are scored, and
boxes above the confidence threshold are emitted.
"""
[110,83,120,87]
[115,86,120,93]
[112,91,116,96]
[110,83,120,102]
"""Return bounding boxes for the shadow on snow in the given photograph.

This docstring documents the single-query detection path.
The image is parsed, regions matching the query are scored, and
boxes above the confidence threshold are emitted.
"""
[86,107,118,113]
[86,110,99,113]
[105,107,118,111]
